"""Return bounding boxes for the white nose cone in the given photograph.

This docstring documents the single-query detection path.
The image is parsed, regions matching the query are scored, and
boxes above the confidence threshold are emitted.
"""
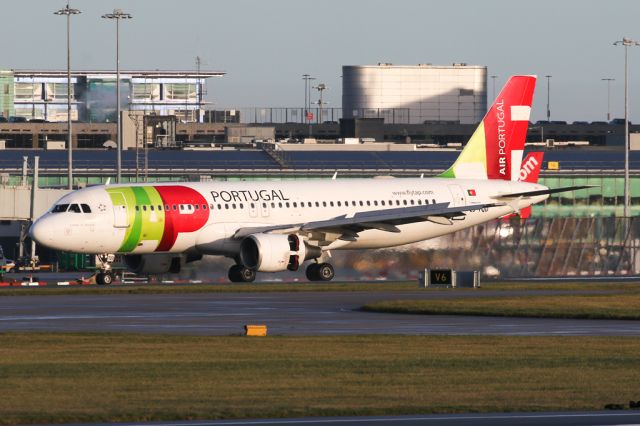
[29,219,53,247]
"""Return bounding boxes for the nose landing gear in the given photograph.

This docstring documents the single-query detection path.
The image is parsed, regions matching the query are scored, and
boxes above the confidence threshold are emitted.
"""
[96,253,116,285]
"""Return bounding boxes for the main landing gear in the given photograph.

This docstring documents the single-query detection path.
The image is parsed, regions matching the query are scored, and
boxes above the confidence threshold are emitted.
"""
[306,262,335,282]
[228,264,256,283]
[96,253,116,285]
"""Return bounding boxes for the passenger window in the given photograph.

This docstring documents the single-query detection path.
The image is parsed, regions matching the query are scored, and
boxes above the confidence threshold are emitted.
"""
[432,199,436,204]
[165,205,169,211]
[150,205,154,211]
[359,201,363,206]
[158,205,162,211]
[217,204,222,210]
[293,202,297,208]
[322,201,327,207]
[315,202,320,207]
[366,201,371,206]
[195,204,199,210]
[203,204,207,210]
[251,203,255,209]
[279,202,283,208]
[239,203,244,209]
[271,202,275,208]
[232,204,236,209]
[374,201,378,206]
[329,201,334,207]
[135,206,140,211]
[225,204,229,210]
[403,200,408,205]
[143,205,147,211]
[418,200,422,205]
[396,200,400,205]
[425,199,429,204]
[337,201,341,207]
[262,203,267,208]
[410,200,415,205]
[188,205,192,210]
[286,202,290,208]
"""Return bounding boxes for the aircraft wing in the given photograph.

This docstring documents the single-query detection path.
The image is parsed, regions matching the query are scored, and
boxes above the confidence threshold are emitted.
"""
[232,202,500,241]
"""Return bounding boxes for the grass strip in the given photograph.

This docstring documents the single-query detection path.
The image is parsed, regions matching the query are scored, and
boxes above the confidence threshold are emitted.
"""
[363,293,640,320]
[2,280,640,297]
[1,333,640,424]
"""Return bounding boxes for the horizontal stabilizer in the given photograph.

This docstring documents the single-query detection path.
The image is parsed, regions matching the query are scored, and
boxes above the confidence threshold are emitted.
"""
[492,185,595,199]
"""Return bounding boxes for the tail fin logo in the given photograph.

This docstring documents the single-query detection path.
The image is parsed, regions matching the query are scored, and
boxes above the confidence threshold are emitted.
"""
[519,152,544,183]
[440,75,537,181]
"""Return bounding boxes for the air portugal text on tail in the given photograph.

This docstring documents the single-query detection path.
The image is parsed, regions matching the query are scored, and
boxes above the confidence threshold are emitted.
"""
[440,75,536,181]
[30,74,590,284]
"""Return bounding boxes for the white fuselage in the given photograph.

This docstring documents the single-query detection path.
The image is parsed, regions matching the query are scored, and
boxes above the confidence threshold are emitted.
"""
[30,177,548,256]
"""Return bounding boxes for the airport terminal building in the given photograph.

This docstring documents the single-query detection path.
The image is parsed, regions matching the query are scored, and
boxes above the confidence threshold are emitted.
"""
[342,63,487,125]
[0,69,224,123]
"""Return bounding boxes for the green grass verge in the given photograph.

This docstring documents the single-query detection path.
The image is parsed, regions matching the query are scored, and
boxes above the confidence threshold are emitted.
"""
[3,280,640,297]
[1,333,639,424]
[363,293,640,320]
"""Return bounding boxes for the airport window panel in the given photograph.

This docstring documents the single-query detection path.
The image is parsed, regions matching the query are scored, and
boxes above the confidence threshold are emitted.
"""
[80,204,91,213]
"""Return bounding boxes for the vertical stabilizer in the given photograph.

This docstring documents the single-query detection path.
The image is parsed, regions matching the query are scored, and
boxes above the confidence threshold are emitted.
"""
[440,75,537,180]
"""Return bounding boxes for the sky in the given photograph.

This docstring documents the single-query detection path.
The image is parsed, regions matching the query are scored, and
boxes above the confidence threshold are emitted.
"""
[2,0,640,122]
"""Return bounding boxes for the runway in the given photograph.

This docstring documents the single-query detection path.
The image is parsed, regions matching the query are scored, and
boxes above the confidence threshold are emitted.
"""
[2,290,640,336]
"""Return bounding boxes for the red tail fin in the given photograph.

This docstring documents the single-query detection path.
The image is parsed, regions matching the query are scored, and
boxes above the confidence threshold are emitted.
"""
[517,152,544,218]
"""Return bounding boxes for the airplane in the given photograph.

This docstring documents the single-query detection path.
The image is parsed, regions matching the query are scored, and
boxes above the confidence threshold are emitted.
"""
[29,75,588,284]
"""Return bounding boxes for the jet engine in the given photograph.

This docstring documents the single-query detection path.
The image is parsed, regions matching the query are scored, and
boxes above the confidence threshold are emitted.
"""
[124,253,202,275]
[240,234,321,272]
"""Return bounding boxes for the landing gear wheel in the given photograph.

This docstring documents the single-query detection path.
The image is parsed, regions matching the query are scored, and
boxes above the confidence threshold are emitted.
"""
[96,271,113,285]
[306,262,335,281]
[228,265,256,283]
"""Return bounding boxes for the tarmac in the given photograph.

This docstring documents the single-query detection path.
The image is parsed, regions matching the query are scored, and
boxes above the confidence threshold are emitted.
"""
[2,289,640,336]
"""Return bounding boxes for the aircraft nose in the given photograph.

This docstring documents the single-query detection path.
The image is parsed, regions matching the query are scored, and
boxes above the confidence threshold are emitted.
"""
[29,218,51,246]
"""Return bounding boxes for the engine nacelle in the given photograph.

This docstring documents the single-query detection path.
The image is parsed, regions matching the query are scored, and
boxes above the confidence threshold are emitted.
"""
[240,234,320,272]
[124,254,183,274]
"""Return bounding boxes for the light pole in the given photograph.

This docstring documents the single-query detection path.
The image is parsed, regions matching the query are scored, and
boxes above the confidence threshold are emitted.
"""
[545,75,552,121]
[54,2,81,190]
[602,78,615,121]
[614,37,639,218]
[302,74,310,124]
[313,83,327,124]
[490,75,497,100]
[102,9,132,184]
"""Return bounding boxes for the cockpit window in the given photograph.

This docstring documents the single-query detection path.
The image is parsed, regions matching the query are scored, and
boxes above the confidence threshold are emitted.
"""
[81,204,91,213]
[68,204,81,213]
[52,204,69,213]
